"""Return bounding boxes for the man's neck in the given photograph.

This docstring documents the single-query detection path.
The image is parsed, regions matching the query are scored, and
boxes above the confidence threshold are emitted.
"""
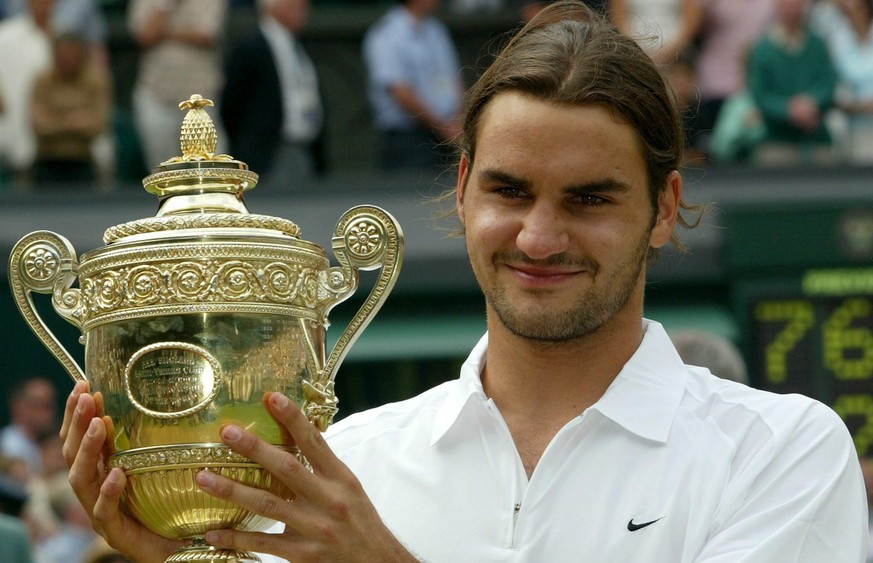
[483,316,642,415]
[403,2,432,22]
[480,309,644,476]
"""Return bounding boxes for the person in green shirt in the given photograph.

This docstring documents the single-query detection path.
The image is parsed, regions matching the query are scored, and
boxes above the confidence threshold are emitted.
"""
[747,0,838,165]
[0,513,35,563]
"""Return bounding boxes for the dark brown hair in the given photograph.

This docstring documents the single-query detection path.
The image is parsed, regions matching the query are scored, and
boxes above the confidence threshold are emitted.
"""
[453,0,701,253]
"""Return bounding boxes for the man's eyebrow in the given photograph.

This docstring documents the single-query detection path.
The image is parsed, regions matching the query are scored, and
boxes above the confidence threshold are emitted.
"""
[479,167,633,195]
[477,168,531,189]
[565,179,633,196]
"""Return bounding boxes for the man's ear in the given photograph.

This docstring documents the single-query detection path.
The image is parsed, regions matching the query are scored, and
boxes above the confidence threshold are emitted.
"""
[650,170,682,249]
[456,153,470,226]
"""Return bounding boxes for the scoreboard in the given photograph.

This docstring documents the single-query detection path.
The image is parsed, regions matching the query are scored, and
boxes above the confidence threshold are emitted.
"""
[741,269,873,456]
[726,202,873,458]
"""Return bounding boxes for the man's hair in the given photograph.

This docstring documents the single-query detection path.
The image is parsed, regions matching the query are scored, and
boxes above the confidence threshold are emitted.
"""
[454,0,700,253]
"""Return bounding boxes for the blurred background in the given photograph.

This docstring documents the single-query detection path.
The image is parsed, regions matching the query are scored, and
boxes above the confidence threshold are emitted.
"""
[1,0,873,560]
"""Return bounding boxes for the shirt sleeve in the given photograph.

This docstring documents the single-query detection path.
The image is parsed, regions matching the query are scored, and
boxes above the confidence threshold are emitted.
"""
[363,25,409,90]
[806,36,837,111]
[693,400,868,562]
[127,0,154,35]
[747,39,791,124]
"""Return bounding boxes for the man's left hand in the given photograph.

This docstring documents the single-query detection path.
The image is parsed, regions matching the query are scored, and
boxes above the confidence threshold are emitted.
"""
[195,392,418,563]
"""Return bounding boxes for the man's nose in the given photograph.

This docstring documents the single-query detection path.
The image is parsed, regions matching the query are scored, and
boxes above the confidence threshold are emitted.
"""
[515,203,570,260]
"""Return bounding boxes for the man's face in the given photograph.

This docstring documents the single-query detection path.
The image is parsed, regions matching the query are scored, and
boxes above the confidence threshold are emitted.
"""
[54,39,87,80]
[272,0,309,34]
[776,0,809,27]
[456,92,679,342]
[28,0,53,29]
[12,378,56,435]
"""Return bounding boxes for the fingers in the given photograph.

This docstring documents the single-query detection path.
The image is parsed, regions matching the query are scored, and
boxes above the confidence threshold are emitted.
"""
[265,392,345,477]
[216,420,324,504]
[196,470,332,553]
[60,380,89,443]
[92,467,132,533]
[195,469,298,526]
[204,528,304,561]
[94,467,185,562]
[93,467,125,524]
[62,391,98,469]
[217,393,350,501]
[68,415,108,517]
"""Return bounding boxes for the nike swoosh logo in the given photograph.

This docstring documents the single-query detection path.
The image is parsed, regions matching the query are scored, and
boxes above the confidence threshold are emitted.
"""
[627,517,664,531]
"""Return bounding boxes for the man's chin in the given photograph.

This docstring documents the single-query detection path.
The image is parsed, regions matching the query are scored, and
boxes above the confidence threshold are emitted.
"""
[498,312,603,344]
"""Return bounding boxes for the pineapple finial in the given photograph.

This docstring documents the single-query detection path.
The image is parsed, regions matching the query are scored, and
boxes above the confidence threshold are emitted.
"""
[178,94,217,160]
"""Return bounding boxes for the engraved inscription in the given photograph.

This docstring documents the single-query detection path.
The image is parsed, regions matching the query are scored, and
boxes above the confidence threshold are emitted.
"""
[125,342,221,419]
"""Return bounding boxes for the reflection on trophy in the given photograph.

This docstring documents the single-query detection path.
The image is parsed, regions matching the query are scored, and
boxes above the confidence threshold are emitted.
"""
[8,95,403,563]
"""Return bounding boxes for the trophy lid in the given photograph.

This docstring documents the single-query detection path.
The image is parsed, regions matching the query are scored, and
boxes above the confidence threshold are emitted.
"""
[103,94,300,244]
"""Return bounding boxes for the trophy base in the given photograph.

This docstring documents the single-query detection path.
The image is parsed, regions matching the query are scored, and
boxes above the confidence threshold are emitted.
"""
[166,538,261,563]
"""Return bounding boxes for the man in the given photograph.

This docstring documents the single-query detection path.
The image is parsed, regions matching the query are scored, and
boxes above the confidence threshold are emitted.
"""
[128,0,227,167]
[0,513,34,563]
[1,376,57,476]
[62,2,867,561]
[0,0,54,180]
[220,0,325,187]
[4,0,108,61]
[747,0,837,165]
[363,0,464,172]
[31,31,112,186]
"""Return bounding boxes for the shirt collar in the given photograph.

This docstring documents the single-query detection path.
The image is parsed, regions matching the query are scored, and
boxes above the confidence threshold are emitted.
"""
[429,320,687,446]
[259,14,293,44]
[389,4,429,32]
[588,320,687,443]
[430,333,489,446]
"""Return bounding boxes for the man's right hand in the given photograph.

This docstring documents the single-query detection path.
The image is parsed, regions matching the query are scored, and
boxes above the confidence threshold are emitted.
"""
[59,380,183,563]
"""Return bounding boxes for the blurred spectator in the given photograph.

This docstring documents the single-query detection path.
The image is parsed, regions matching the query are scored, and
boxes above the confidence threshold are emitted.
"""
[33,477,96,563]
[609,0,702,66]
[666,50,705,163]
[0,456,29,516]
[707,80,766,163]
[31,32,111,187]
[128,0,228,168]
[449,0,505,13]
[691,0,776,158]
[363,0,465,172]
[0,512,34,563]
[818,0,873,163]
[0,0,53,181]
[747,0,838,165]
[3,0,107,63]
[669,329,749,384]
[0,376,57,476]
[220,0,324,187]
[23,433,73,543]
[522,0,607,20]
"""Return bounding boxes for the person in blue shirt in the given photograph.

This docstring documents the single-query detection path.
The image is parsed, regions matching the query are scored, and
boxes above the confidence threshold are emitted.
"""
[362,0,465,172]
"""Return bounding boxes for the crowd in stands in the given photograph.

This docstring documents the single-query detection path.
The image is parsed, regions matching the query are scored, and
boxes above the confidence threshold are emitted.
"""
[0,0,869,192]
[0,375,133,563]
[1,1,871,560]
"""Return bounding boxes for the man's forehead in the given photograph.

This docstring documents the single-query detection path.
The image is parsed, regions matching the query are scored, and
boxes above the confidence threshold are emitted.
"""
[474,93,639,150]
[471,93,647,176]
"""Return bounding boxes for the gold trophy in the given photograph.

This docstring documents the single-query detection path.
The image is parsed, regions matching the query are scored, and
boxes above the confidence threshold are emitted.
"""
[8,95,403,562]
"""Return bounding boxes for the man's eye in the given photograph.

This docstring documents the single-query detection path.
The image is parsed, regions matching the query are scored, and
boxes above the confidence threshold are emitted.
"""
[494,187,528,199]
[575,194,607,207]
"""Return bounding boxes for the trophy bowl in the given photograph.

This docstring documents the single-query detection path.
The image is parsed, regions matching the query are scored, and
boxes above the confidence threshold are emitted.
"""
[8,95,403,563]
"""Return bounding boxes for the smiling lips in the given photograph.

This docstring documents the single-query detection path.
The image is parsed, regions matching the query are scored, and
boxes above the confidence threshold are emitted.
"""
[506,263,587,286]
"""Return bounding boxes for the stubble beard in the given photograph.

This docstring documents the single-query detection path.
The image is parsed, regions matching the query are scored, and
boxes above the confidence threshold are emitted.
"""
[483,232,651,344]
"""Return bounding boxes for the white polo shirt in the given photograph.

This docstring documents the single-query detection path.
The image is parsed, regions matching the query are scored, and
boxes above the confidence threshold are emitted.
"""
[324,320,868,562]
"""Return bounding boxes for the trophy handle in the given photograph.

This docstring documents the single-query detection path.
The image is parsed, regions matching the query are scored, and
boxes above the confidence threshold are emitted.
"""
[321,205,404,385]
[8,231,85,382]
